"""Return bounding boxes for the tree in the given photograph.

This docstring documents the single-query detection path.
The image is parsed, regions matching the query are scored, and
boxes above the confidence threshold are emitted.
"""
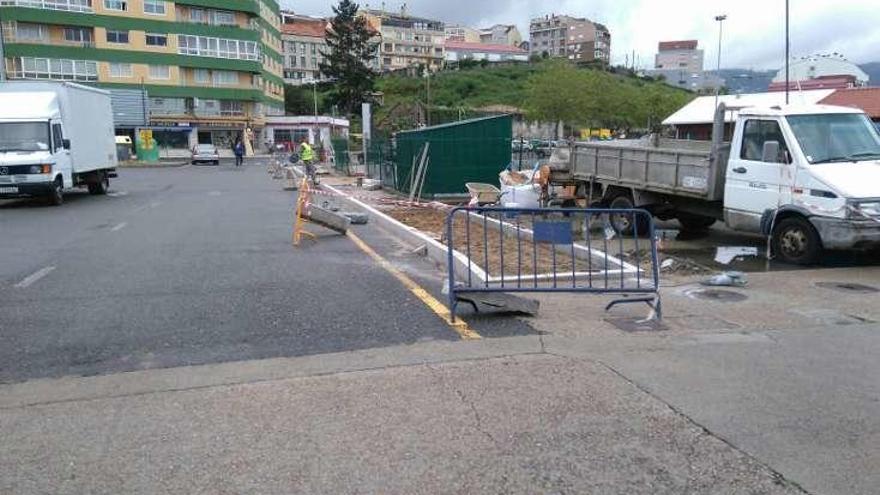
[320,0,376,115]
[523,61,585,136]
[284,84,313,115]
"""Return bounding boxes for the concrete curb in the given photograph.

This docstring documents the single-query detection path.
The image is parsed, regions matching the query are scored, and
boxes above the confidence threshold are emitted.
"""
[322,184,488,284]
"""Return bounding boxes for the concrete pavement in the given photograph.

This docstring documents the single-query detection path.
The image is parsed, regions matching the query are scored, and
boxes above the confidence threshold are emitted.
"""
[2,161,878,493]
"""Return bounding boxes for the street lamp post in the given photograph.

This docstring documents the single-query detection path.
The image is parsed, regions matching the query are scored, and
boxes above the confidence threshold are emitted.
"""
[713,14,727,111]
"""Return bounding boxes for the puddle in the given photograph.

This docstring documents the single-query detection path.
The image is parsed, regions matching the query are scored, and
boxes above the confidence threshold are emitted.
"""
[815,282,880,294]
[656,229,880,274]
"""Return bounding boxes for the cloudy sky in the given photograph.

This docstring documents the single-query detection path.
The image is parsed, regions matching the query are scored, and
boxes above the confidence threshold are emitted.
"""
[280,0,880,70]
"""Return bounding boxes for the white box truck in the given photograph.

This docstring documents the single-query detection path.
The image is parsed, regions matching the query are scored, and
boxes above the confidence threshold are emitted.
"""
[0,81,118,205]
[548,103,880,265]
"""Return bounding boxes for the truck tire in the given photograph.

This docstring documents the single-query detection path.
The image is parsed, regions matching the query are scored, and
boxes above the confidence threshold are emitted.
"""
[48,178,64,206]
[677,213,716,232]
[607,193,649,237]
[772,216,822,265]
[88,173,109,195]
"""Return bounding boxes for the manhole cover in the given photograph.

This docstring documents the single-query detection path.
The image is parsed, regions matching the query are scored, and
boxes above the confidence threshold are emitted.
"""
[815,282,880,294]
[606,317,668,333]
[684,289,748,303]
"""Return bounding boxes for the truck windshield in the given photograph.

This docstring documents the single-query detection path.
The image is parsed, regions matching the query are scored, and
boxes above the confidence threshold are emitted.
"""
[787,113,880,164]
[0,122,51,152]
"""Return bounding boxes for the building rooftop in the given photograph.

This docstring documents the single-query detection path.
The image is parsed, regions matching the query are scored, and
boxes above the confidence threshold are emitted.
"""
[281,18,328,38]
[663,90,835,125]
[659,40,699,51]
[820,87,880,118]
[772,55,869,85]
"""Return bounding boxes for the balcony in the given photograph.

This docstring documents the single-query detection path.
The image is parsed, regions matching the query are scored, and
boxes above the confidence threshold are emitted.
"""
[2,23,96,48]
[0,0,93,13]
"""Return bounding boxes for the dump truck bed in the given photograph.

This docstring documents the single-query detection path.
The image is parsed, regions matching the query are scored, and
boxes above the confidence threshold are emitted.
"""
[550,138,729,202]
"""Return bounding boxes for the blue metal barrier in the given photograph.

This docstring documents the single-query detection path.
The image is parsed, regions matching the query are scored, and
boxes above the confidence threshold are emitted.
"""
[446,207,662,322]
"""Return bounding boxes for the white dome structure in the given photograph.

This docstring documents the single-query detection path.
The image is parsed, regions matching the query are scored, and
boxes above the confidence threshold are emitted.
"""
[773,54,869,85]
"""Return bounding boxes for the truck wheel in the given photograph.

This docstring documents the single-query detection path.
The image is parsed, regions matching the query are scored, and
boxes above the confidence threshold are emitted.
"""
[607,194,649,236]
[677,213,716,232]
[88,174,109,195]
[772,217,822,265]
[48,178,64,206]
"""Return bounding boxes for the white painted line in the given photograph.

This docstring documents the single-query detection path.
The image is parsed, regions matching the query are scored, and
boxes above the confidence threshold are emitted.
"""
[208,191,222,196]
[15,266,56,288]
[110,222,128,232]
[150,201,161,208]
[107,191,128,198]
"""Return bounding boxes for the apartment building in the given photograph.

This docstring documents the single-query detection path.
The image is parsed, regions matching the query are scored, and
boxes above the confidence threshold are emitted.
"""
[479,24,521,47]
[529,14,610,63]
[361,8,444,72]
[445,25,479,43]
[0,0,285,152]
[647,40,724,92]
[280,12,328,85]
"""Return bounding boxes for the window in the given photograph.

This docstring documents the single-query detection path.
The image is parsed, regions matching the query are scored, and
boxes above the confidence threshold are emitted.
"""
[190,8,205,23]
[52,123,64,151]
[143,0,164,14]
[103,0,127,11]
[193,69,210,83]
[16,23,46,41]
[212,10,235,26]
[106,30,129,44]
[108,62,133,78]
[212,70,238,86]
[148,64,170,79]
[64,27,92,43]
[10,57,98,81]
[788,113,880,164]
[741,120,790,163]
[145,33,167,46]
[220,100,243,116]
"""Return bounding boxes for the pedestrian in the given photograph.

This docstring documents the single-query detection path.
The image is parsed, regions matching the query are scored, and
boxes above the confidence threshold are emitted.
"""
[298,137,317,183]
[233,138,245,167]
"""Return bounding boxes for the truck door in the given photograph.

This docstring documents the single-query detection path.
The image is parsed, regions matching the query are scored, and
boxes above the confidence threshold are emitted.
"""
[51,122,72,188]
[724,118,794,231]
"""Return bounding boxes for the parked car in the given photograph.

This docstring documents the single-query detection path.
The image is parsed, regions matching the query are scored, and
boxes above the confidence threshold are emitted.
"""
[534,140,557,158]
[511,139,533,153]
[191,144,220,165]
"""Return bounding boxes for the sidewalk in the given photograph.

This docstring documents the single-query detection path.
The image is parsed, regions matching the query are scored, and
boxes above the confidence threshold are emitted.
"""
[0,344,801,495]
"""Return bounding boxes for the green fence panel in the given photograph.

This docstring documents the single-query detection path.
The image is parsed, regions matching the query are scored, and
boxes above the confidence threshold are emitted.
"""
[394,115,513,198]
[331,138,350,174]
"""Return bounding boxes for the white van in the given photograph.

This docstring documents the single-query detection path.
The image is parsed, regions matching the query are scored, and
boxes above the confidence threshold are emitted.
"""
[0,81,118,205]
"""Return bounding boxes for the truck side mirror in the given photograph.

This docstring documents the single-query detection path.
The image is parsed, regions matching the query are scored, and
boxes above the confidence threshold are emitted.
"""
[762,140,780,163]
[62,139,71,150]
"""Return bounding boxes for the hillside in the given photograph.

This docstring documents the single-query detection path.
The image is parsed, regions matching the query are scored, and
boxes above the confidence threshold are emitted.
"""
[372,62,694,131]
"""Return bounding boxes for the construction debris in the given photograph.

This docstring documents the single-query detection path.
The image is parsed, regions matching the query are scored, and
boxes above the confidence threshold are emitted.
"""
[702,271,748,287]
[343,212,370,225]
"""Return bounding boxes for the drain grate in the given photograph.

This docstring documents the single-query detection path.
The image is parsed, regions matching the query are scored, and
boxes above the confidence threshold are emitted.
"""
[815,282,880,294]
[684,289,748,303]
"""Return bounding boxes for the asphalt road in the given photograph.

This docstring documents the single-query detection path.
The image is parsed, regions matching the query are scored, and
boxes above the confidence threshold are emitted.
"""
[0,159,475,384]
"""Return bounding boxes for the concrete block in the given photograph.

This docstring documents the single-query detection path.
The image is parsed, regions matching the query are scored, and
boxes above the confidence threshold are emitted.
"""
[307,205,351,234]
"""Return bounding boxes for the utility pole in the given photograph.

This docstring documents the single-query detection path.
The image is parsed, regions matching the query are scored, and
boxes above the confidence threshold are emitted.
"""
[714,14,727,112]
[424,68,431,127]
[0,18,6,82]
[785,0,790,104]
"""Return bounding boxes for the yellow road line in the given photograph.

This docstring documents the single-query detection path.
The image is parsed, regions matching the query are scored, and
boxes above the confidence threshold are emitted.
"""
[347,231,482,341]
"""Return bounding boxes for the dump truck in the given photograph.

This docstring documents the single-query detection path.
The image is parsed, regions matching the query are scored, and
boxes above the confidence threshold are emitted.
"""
[0,81,118,206]
[548,103,880,264]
